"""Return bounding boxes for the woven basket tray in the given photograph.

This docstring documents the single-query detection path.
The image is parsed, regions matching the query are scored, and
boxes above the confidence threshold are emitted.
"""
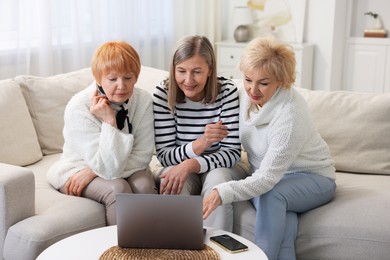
[99,244,220,260]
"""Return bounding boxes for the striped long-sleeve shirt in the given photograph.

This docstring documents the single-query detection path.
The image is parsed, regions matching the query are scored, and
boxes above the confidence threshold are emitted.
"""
[153,77,241,173]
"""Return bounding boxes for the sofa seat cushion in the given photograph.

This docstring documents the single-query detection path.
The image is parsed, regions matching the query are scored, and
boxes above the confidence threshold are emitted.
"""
[232,201,255,242]
[16,68,94,155]
[296,171,390,260]
[297,88,390,175]
[232,171,390,260]
[3,154,106,260]
[0,79,42,166]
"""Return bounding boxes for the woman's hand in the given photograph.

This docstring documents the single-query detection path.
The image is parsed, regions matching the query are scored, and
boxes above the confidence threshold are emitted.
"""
[65,167,97,196]
[90,89,116,127]
[193,120,228,155]
[203,189,222,219]
[159,159,200,195]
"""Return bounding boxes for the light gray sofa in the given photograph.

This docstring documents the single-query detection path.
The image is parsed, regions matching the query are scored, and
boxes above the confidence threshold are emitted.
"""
[1,66,390,260]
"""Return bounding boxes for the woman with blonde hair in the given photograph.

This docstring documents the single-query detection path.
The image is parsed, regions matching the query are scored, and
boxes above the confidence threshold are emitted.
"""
[48,41,157,225]
[203,36,336,259]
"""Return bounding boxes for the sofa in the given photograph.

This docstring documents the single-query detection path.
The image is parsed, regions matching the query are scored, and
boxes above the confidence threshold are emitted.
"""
[1,66,390,260]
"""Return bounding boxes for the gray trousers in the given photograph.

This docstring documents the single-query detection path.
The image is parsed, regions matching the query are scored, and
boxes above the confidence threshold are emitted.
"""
[159,161,248,232]
[60,169,158,225]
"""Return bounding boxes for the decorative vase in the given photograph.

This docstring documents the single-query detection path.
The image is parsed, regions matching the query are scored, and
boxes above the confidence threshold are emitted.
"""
[234,25,250,42]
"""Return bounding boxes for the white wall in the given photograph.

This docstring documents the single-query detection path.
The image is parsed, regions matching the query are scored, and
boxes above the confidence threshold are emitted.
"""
[220,0,390,91]
[304,1,335,90]
[221,0,248,41]
[221,0,345,90]
[305,0,348,91]
[221,0,390,91]
[221,0,306,43]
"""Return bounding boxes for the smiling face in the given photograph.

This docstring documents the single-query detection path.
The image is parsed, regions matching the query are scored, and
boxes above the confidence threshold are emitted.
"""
[99,70,136,103]
[243,67,281,107]
[174,55,212,102]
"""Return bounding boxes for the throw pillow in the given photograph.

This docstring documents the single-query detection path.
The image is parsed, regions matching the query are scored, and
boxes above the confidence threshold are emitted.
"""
[16,68,94,155]
[297,88,390,175]
[0,79,42,166]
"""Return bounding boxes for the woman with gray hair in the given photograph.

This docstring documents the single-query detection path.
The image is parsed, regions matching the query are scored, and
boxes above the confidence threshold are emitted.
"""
[153,35,246,232]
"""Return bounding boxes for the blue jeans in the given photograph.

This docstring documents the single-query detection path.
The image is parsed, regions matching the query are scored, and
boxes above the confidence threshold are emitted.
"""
[251,172,336,260]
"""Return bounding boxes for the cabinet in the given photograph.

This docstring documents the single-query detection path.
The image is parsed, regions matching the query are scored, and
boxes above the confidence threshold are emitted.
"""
[343,38,390,93]
[215,40,314,89]
[343,0,390,93]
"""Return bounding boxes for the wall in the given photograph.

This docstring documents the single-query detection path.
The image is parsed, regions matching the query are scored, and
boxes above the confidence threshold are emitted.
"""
[305,0,348,91]
[221,0,345,91]
[220,0,389,91]
[221,0,306,43]
[221,0,247,41]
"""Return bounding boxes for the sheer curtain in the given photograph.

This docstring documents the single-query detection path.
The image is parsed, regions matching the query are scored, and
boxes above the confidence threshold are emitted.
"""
[0,0,221,80]
[171,0,222,49]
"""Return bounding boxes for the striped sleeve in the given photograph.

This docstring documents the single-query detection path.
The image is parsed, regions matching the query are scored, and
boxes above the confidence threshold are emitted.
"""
[195,78,241,172]
[153,78,241,173]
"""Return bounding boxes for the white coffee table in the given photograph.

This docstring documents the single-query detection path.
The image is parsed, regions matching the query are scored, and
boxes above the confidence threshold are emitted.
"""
[37,225,267,259]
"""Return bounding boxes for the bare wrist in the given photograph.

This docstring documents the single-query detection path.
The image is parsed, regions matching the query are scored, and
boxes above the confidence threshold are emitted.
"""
[183,158,201,174]
[102,118,117,128]
[192,137,210,155]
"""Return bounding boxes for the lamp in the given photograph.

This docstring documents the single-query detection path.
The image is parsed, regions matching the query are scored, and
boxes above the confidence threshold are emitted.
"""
[233,6,253,42]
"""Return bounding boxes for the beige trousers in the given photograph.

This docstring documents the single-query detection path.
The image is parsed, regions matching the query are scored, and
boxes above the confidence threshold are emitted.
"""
[60,169,157,225]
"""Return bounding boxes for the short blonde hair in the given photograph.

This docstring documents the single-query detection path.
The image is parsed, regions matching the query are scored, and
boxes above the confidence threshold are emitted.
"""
[167,35,218,112]
[240,36,296,88]
[91,41,141,84]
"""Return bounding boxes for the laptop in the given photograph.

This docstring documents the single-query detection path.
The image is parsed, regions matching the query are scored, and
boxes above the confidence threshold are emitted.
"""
[116,193,205,250]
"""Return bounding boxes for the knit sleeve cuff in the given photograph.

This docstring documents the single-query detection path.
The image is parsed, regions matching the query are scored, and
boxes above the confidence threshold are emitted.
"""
[215,183,236,204]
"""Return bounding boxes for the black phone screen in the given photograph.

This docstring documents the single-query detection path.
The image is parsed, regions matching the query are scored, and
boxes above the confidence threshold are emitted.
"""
[210,234,248,253]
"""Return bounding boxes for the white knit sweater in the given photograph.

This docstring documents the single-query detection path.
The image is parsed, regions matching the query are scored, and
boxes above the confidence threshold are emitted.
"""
[47,82,155,189]
[215,86,335,204]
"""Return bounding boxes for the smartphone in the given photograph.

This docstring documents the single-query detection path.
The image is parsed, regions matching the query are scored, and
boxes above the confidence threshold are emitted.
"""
[210,234,248,253]
[97,84,106,96]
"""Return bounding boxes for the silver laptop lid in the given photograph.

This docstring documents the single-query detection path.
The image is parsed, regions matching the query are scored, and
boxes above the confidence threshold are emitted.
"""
[116,193,204,250]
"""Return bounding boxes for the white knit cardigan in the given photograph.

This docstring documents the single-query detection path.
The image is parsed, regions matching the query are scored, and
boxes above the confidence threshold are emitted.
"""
[47,82,155,189]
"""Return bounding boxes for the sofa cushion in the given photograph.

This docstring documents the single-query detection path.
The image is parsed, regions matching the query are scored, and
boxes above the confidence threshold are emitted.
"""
[16,68,94,155]
[0,79,42,166]
[233,201,255,242]
[297,88,390,175]
[137,66,168,96]
[296,172,390,259]
[3,154,106,260]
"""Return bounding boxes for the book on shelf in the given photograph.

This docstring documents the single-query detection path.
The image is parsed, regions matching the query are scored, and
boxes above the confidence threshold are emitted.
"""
[364,28,387,38]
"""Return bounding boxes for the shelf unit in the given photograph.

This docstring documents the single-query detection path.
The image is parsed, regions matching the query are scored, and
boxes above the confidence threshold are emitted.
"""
[343,0,390,92]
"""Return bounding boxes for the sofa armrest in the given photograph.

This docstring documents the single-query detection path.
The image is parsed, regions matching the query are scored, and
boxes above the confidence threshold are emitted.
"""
[0,163,35,257]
